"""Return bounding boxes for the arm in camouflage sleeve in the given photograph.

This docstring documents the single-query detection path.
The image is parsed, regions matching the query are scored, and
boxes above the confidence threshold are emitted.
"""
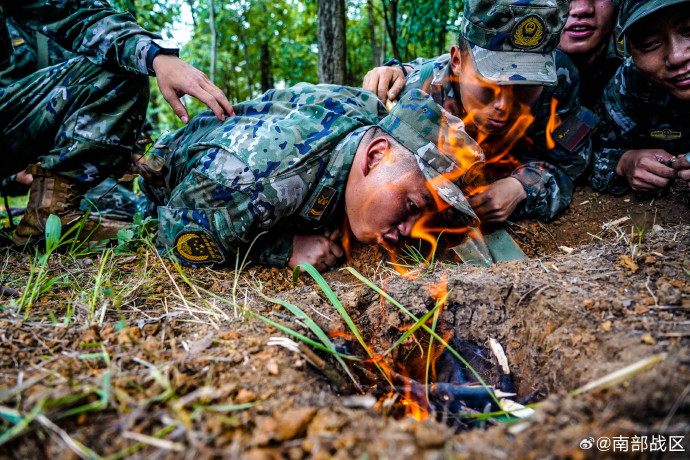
[510,159,576,221]
[589,63,638,195]
[6,0,159,75]
[510,52,594,221]
[156,151,302,267]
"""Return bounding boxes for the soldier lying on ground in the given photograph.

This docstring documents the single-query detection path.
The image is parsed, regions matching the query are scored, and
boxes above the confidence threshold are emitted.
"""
[589,0,690,194]
[137,84,484,272]
[363,0,596,224]
[557,0,623,110]
[0,0,234,245]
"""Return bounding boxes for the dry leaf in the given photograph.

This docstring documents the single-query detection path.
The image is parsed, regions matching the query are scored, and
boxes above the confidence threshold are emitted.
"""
[618,255,639,273]
[641,333,656,345]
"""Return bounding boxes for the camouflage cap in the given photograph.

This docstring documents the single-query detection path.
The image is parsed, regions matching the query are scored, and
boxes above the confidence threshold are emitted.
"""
[461,0,569,86]
[616,0,690,35]
[378,89,484,227]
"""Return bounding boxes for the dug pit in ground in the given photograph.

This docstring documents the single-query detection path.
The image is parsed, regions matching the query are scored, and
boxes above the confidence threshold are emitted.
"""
[263,224,689,457]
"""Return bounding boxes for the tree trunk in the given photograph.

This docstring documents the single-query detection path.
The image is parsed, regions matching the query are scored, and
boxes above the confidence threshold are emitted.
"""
[209,0,217,84]
[382,0,401,62]
[317,0,346,84]
[260,41,274,92]
[367,0,381,67]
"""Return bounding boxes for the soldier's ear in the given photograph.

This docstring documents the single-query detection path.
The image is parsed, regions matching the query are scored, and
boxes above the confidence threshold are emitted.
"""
[450,45,462,76]
[362,137,390,176]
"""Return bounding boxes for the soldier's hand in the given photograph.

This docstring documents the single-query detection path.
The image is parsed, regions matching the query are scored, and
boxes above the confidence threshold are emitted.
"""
[671,153,690,186]
[615,149,677,192]
[289,233,344,272]
[468,177,527,223]
[362,66,409,104]
[153,55,235,124]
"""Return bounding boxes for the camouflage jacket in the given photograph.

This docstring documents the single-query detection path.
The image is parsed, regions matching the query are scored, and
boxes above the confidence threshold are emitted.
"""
[403,52,596,222]
[0,0,159,85]
[578,35,625,112]
[590,56,690,195]
[145,83,387,268]
[1,17,78,86]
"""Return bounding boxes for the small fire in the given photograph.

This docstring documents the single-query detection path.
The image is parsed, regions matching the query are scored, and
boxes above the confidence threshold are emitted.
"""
[545,97,562,150]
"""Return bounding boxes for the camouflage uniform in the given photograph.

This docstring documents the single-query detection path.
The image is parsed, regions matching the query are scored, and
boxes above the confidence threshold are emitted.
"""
[404,51,597,221]
[578,35,625,112]
[0,0,157,185]
[142,84,388,267]
[589,57,690,194]
[141,84,481,268]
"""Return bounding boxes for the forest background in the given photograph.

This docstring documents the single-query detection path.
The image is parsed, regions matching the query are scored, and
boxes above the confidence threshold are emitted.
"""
[111,0,463,133]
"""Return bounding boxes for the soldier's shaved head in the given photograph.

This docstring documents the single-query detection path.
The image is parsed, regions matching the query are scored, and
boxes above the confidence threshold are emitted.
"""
[344,127,435,245]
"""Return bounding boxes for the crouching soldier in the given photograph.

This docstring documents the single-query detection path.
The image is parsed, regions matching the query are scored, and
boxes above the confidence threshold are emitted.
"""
[364,0,596,224]
[139,84,485,272]
[590,0,690,193]
[0,0,234,246]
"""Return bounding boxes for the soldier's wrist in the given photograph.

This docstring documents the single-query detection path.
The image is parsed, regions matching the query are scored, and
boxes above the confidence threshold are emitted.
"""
[383,58,409,77]
[146,39,180,76]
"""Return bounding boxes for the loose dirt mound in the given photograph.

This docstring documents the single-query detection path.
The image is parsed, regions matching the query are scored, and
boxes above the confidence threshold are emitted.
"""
[1,186,689,459]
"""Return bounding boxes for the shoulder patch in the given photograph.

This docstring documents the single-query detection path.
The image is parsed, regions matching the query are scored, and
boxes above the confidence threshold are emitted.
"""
[553,114,594,153]
[650,128,682,141]
[11,38,25,47]
[173,231,225,265]
[305,186,337,221]
[511,15,546,50]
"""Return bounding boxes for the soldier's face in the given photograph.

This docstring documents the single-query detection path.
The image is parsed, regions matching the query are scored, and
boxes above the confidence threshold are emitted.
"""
[451,48,542,136]
[346,144,435,245]
[628,5,690,101]
[558,0,617,59]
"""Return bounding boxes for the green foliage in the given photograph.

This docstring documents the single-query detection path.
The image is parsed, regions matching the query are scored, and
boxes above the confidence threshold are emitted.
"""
[113,0,463,132]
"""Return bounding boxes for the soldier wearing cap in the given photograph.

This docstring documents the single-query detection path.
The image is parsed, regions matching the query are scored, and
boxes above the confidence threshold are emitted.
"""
[590,0,690,194]
[0,1,234,245]
[138,84,483,272]
[364,0,596,224]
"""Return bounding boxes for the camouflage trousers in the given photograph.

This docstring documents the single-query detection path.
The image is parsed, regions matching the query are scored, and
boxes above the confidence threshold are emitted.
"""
[0,55,149,185]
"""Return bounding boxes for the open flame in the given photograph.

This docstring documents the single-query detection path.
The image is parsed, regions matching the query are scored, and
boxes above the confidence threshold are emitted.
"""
[545,97,562,150]
[384,75,542,277]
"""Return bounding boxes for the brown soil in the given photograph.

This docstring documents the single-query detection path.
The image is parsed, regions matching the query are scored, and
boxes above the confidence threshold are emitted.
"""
[1,183,689,459]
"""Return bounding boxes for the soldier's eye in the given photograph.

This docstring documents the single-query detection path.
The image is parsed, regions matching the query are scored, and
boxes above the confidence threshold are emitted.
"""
[632,37,661,52]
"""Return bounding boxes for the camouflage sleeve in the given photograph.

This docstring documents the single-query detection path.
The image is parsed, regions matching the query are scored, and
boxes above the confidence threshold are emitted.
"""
[404,55,449,91]
[510,160,575,221]
[156,148,304,268]
[401,57,428,70]
[510,52,593,221]
[589,63,636,195]
[527,51,594,183]
[6,0,160,75]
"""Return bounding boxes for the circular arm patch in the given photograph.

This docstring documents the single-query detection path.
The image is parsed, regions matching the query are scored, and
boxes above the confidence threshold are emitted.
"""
[173,230,226,265]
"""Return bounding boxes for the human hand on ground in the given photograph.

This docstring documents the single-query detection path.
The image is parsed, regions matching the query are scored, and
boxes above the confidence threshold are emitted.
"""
[468,177,527,223]
[289,230,344,272]
[671,153,690,187]
[615,149,677,192]
[153,54,235,124]
[362,65,409,103]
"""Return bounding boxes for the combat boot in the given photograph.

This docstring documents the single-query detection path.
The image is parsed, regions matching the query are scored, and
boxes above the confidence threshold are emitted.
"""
[12,164,127,247]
